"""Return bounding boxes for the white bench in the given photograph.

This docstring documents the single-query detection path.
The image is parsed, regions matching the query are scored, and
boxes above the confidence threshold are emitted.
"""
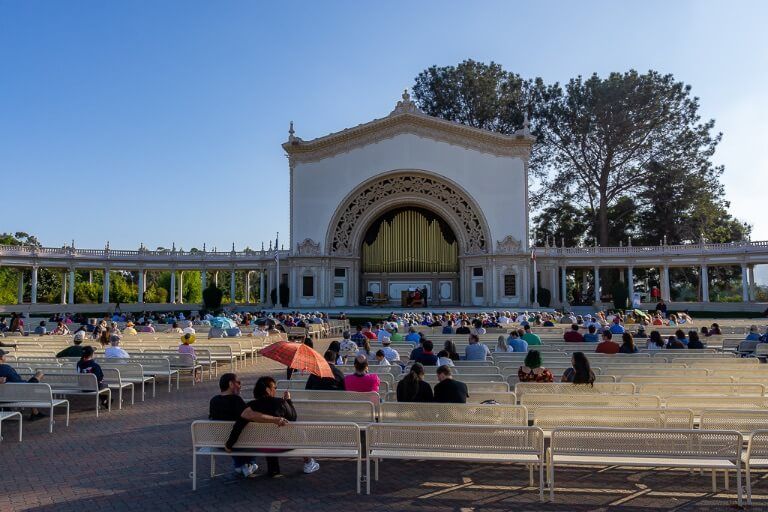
[366,423,545,499]
[0,383,69,433]
[744,430,768,504]
[515,382,635,400]
[42,374,111,417]
[191,420,362,492]
[276,389,381,405]
[0,411,22,442]
[379,402,528,425]
[521,393,661,415]
[291,400,376,425]
[548,427,743,505]
[100,362,155,400]
[533,406,693,431]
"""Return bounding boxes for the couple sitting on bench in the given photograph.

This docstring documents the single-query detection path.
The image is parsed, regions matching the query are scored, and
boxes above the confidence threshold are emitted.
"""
[208,373,320,478]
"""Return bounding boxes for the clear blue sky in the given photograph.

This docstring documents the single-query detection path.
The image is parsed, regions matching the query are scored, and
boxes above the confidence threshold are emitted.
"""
[2,0,767,252]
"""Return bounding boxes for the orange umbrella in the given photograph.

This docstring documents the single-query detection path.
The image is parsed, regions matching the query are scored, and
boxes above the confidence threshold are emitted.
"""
[259,340,333,378]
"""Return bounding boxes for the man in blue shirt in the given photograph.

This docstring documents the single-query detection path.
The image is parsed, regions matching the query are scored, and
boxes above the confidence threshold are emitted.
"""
[508,333,529,353]
[609,318,625,334]
[404,327,421,343]
[350,326,366,347]
[465,334,491,361]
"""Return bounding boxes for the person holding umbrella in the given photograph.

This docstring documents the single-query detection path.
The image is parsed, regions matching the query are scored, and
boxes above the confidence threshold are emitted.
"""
[225,376,320,477]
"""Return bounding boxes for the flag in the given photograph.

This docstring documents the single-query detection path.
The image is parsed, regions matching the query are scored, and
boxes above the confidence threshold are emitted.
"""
[274,235,279,262]
[530,247,536,261]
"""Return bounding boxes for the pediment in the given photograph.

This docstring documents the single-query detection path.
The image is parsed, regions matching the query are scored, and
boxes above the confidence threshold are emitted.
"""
[283,91,534,165]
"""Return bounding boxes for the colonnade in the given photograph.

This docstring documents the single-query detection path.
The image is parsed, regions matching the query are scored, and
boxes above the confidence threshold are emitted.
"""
[8,266,275,306]
[556,262,761,306]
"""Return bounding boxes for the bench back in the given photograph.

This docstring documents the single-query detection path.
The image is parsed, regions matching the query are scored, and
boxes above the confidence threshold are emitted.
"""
[700,409,768,434]
[0,382,55,403]
[43,373,99,391]
[367,423,544,455]
[99,362,146,380]
[534,406,693,429]
[747,430,768,458]
[638,383,765,397]
[521,393,661,412]
[663,395,768,414]
[191,420,360,450]
[291,400,376,424]
[515,382,635,399]
[379,402,527,425]
[276,389,380,405]
[550,427,741,461]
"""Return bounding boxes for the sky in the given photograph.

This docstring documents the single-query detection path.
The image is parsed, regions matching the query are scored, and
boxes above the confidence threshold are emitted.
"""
[1,0,767,253]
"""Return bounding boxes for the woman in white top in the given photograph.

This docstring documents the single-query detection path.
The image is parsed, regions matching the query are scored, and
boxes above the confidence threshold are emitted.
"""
[494,335,511,353]
[645,330,665,351]
[356,338,374,360]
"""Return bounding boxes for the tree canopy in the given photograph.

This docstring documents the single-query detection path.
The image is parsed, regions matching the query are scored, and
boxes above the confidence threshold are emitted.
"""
[412,62,749,246]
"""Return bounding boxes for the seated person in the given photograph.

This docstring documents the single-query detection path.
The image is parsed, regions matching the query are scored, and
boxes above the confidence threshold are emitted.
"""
[396,363,433,402]
[582,325,599,343]
[343,355,380,392]
[305,351,345,390]
[561,352,596,384]
[563,324,584,343]
[595,331,620,354]
[464,334,491,361]
[413,340,438,366]
[104,335,130,358]
[56,335,86,358]
[225,376,319,476]
[433,365,469,403]
[517,350,554,382]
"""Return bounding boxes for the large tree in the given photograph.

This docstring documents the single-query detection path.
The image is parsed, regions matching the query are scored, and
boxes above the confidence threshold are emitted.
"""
[534,70,728,245]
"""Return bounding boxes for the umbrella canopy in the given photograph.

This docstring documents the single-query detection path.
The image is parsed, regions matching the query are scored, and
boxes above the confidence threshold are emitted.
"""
[259,341,333,378]
[211,317,236,329]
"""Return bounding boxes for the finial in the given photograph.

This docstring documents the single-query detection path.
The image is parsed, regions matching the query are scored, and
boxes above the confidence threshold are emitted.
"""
[71,239,75,248]
[281,243,284,251]
[232,242,236,252]
[402,89,410,102]
[203,243,206,252]
[288,121,295,142]
[105,241,110,250]
[172,242,176,251]
[523,112,531,134]
[663,235,667,246]
[561,236,565,248]
[628,237,632,247]
[269,240,273,251]
[390,88,421,116]
[261,241,265,251]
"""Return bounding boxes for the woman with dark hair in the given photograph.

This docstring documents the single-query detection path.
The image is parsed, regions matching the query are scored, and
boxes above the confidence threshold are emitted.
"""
[687,330,704,349]
[561,352,595,385]
[667,335,685,349]
[517,350,554,382]
[396,363,433,402]
[710,323,722,335]
[225,376,319,476]
[646,330,665,351]
[343,355,380,392]
[700,326,710,337]
[443,340,460,361]
[674,329,688,346]
[619,333,638,354]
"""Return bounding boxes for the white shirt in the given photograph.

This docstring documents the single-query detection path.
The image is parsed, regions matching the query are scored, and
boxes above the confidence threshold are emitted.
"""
[252,328,268,337]
[381,346,400,362]
[105,346,130,358]
[182,326,196,335]
[376,358,391,366]
[376,329,390,340]
[436,356,454,367]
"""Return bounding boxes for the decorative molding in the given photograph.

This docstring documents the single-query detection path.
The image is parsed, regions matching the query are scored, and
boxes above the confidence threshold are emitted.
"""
[328,173,488,256]
[296,238,321,256]
[496,235,522,254]
[389,89,423,116]
[282,111,534,165]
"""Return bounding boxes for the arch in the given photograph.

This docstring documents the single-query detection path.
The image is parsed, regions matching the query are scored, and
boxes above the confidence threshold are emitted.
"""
[325,170,491,257]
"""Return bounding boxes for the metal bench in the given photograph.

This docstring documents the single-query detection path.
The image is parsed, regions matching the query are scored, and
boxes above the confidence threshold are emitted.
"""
[515,382,635,400]
[664,395,768,415]
[0,411,22,442]
[366,423,545,498]
[291,400,376,425]
[277,389,381,405]
[548,427,743,504]
[744,430,768,504]
[42,373,111,417]
[638,383,766,397]
[533,406,693,431]
[100,362,154,400]
[379,402,527,425]
[191,420,362,492]
[0,383,69,433]
[521,393,661,415]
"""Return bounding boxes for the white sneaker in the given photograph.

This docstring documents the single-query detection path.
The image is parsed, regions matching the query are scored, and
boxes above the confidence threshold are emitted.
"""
[303,459,320,474]
[239,463,259,478]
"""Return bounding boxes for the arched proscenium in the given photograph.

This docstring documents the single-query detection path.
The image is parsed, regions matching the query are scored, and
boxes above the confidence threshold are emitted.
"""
[326,170,491,257]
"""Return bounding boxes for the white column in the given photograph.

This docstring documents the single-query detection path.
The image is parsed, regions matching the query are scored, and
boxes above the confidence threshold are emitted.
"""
[549,266,557,304]
[701,264,709,302]
[88,271,93,284]
[259,270,265,305]
[68,269,75,304]
[749,265,756,301]
[60,271,67,304]
[661,265,671,302]
[102,269,110,303]
[178,271,184,304]
[627,266,634,305]
[170,271,176,303]
[560,266,568,306]
[742,264,750,302]
[137,270,145,303]
[214,271,219,287]
[30,266,38,304]
[245,271,251,303]
[17,270,24,303]
[230,270,236,304]
[593,266,600,305]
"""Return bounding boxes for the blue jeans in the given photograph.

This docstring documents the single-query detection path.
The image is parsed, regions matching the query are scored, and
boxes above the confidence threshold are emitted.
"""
[232,456,256,469]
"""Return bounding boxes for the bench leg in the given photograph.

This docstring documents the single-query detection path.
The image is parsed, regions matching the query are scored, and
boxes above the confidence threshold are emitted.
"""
[130,384,135,405]
[210,455,216,478]
[547,449,554,502]
[152,379,156,398]
[724,469,729,490]
[167,375,172,393]
[737,463,743,507]
[95,394,100,418]
[746,463,753,505]
[140,382,145,402]
[539,459,544,502]
[65,402,70,427]
[192,453,197,491]
[118,388,123,410]
[365,455,370,495]
[356,456,361,494]
[711,469,716,492]
[528,464,534,486]
[375,458,379,481]
[18,414,22,442]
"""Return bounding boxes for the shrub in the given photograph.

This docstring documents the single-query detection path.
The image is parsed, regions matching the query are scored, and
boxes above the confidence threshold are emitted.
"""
[611,281,629,310]
[530,286,551,307]
[270,284,290,307]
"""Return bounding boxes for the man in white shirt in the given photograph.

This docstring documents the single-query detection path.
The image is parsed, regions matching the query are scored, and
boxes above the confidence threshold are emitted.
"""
[105,335,130,358]
[375,324,390,342]
[380,338,400,363]
[338,331,358,363]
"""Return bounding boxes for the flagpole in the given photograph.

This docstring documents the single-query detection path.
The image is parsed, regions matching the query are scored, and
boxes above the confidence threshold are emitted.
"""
[275,232,280,308]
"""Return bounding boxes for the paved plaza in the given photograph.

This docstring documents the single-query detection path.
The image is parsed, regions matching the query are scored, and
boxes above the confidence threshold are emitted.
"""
[1,338,766,511]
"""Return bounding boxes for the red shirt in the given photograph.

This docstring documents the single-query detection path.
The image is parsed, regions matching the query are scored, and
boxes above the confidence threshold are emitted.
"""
[362,331,377,340]
[563,331,585,343]
[595,341,620,354]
